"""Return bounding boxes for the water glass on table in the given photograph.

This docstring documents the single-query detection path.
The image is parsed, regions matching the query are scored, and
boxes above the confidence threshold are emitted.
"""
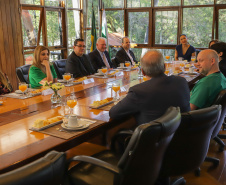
[19,82,28,98]
[112,83,121,101]
[101,67,108,78]
[125,62,131,70]
[67,94,77,115]
[63,73,72,85]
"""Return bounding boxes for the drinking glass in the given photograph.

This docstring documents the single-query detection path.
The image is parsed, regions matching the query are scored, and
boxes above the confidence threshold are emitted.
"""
[101,67,108,78]
[191,56,196,62]
[67,94,77,115]
[143,76,148,81]
[19,82,28,98]
[112,83,121,101]
[125,62,131,70]
[63,73,72,85]
[180,61,185,71]
[165,55,170,61]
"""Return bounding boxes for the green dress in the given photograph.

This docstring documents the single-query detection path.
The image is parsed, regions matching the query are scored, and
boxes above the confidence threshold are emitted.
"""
[29,64,57,88]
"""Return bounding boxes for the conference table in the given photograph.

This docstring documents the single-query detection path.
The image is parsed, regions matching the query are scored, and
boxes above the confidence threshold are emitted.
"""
[0,69,200,173]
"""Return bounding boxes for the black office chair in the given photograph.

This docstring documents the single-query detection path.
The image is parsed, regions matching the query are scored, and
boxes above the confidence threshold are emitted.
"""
[16,64,31,84]
[0,151,68,185]
[157,105,221,185]
[67,107,181,185]
[211,89,226,152]
[52,59,67,79]
[111,57,120,68]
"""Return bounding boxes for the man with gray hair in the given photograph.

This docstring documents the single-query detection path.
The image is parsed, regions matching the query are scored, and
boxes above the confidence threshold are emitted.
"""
[88,37,114,72]
[190,49,226,110]
[109,50,190,125]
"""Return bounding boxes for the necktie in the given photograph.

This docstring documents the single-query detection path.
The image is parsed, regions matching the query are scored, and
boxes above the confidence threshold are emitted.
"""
[127,51,135,65]
[103,53,110,69]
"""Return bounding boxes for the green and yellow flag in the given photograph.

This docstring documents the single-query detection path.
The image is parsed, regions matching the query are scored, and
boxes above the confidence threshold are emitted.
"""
[90,4,97,52]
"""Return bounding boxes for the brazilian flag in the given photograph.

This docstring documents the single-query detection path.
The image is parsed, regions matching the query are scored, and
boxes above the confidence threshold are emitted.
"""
[90,5,97,52]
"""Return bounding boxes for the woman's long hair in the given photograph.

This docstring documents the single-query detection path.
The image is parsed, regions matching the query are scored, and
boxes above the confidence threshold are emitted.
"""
[0,68,12,92]
[32,45,50,73]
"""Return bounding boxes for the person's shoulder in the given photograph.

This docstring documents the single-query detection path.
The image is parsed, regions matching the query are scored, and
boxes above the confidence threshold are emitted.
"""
[189,45,196,51]
[88,49,98,57]
[117,48,124,53]
[30,65,39,70]
[176,44,182,50]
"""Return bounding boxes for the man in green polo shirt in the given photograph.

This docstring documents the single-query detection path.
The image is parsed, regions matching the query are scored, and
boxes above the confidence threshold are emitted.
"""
[190,49,226,110]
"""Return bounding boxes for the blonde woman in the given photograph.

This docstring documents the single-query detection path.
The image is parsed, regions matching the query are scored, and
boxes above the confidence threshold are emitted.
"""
[0,69,12,95]
[29,46,57,88]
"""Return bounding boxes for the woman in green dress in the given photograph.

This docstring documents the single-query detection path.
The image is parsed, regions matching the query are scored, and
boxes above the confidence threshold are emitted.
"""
[29,46,57,88]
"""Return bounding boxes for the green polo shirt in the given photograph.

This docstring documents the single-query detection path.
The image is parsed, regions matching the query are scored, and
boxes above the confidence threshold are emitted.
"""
[190,72,226,109]
[29,64,57,88]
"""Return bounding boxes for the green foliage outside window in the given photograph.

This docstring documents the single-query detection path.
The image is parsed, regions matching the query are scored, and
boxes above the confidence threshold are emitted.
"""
[155,11,178,45]
[219,9,226,42]
[46,11,62,46]
[183,7,213,48]
[128,12,149,44]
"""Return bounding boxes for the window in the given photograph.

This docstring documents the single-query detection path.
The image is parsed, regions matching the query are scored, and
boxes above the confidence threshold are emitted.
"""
[46,10,63,46]
[218,9,226,42]
[106,10,124,46]
[155,10,178,45]
[184,0,214,5]
[20,0,40,5]
[67,10,81,47]
[104,0,124,8]
[127,0,151,7]
[128,11,149,44]
[45,0,61,7]
[21,9,41,47]
[21,0,82,64]
[183,7,213,48]
[153,0,180,7]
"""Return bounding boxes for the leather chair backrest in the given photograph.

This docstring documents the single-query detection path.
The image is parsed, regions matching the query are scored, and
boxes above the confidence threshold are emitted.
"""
[159,105,221,178]
[212,89,226,137]
[0,151,67,185]
[111,57,120,68]
[116,107,181,185]
[16,64,31,84]
[52,59,67,79]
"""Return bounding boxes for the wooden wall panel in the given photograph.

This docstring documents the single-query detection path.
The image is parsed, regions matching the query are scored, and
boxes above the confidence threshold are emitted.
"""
[0,0,23,90]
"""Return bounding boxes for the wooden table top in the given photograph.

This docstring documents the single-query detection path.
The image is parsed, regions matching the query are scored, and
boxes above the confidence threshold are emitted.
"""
[0,70,200,173]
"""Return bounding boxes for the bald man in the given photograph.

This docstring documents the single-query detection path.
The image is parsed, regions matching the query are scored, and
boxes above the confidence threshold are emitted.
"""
[190,49,226,110]
[109,49,190,125]
[88,37,114,72]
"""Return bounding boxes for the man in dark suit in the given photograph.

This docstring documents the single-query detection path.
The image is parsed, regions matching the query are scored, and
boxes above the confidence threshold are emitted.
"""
[109,50,190,125]
[66,38,95,78]
[88,37,114,72]
[115,36,138,66]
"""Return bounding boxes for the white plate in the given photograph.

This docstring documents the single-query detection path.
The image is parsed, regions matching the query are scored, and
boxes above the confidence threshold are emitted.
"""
[89,100,114,109]
[15,89,28,94]
[72,81,83,85]
[117,67,128,69]
[94,73,104,76]
[30,120,63,131]
[61,121,89,131]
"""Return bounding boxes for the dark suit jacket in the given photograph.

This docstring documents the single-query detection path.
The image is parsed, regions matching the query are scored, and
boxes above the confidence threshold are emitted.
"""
[66,51,95,78]
[115,48,138,66]
[88,49,114,72]
[109,74,190,125]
